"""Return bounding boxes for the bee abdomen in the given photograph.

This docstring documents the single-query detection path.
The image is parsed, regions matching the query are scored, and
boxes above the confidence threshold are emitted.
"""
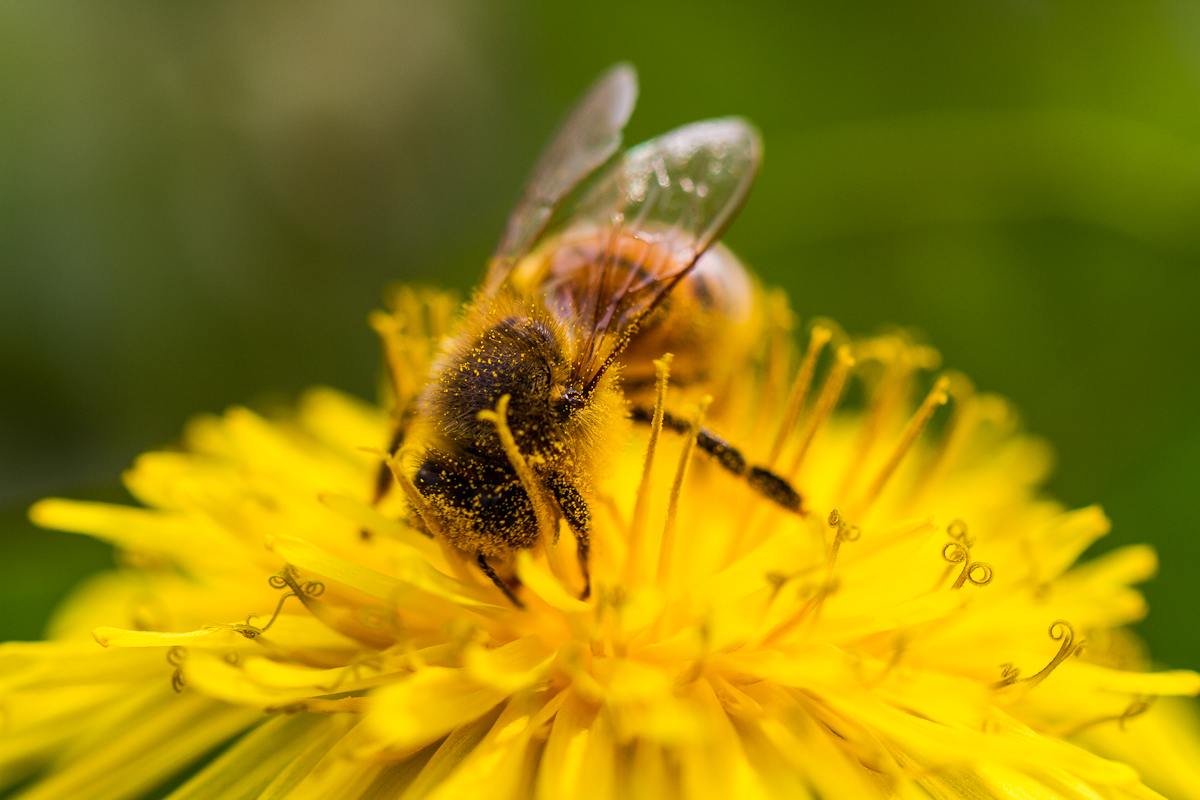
[413,452,541,556]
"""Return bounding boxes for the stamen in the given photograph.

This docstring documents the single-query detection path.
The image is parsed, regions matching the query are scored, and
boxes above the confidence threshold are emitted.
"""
[760,291,795,422]
[788,345,855,477]
[1058,696,1156,736]
[626,354,672,583]
[762,510,859,649]
[938,520,994,590]
[268,567,326,600]
[942,542,994,590]
[910,372,975,505]
[657,395,711,590]
[318,652,388,692]
[478,394,559,544]
[428,291,458,339]
[863,634,910,688]
[994,620,1086,691]
[826,509,861,570]
[853,376,950,516]
[767,326,832,467]
[167,646,187,693]
[231,568,327,640]
[759,575,839,648]
[597,493,630,539]
[369,286,454,415]
[836,337,911,502]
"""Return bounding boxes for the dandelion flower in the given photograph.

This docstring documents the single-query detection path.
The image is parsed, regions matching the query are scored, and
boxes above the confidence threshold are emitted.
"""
[3,280,1198,800]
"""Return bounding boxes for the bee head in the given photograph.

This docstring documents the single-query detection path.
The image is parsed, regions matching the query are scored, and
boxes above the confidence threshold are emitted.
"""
[552,386,586,419]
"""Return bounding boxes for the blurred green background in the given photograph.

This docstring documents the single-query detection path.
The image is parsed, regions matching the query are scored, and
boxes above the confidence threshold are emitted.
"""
[1,1,1198,668]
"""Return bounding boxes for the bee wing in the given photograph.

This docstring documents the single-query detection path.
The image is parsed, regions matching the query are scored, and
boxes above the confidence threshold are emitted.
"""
[565,117,763,389]
[484,63,638,295]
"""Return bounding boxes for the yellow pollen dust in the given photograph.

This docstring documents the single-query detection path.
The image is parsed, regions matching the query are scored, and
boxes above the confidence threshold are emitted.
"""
[9,285,1200,800]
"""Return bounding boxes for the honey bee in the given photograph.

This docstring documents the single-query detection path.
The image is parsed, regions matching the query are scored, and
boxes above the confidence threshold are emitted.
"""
[394,64,801,605]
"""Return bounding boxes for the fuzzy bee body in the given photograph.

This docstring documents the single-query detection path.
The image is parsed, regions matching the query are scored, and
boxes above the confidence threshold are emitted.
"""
[413,297,621,565]
[391,64,797,602]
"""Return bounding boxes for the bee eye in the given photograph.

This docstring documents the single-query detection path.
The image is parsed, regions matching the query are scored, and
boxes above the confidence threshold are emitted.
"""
[557,387,585,417]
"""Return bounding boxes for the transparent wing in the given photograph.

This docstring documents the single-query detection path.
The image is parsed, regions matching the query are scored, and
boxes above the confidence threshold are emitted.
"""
[484,63,638,295]
[551,117,763,390]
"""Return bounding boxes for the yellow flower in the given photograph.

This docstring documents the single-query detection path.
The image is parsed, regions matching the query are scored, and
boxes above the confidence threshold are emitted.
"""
[6,284,1200,800]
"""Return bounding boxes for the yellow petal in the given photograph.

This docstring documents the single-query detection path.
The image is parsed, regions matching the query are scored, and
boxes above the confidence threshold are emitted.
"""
[424,689,565,800]
[1062,662,1200,697]
[267,533,504,616]
[13,690,257,800]
[536,690,610,800]
[92,626,245,649]
[318,492,443,563]
[29,499,242,568]
[296,387,390,464]
[1072,697,1200,800]
[164,713,334,800]
[515,550,592,615]
[368,667,513,751]
[463,636,554,693]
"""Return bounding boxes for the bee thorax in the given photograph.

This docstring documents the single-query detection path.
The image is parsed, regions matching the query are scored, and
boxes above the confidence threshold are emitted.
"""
[426,314,582,462]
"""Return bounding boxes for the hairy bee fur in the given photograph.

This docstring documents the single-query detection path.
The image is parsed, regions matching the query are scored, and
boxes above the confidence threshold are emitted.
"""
[410,291,624,566]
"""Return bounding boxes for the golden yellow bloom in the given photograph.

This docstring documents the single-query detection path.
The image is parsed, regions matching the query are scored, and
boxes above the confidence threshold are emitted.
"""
[6,285,1200,800]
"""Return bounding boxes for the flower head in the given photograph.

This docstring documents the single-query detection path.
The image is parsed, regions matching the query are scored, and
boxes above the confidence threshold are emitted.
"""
[6,285,1200,800]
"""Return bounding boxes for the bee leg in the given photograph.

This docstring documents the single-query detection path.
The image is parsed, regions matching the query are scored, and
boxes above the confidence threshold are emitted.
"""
[549,477,592,600]
[373,401,422,504]
[367,404,423,541]
[477,553,524,609]
[361,427,405,542]
[371,427,406,505]
[629,406,803,514]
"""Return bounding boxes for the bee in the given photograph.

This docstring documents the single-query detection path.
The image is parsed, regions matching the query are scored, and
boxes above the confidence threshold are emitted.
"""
[395,64,802,605]
[511,235,762,413]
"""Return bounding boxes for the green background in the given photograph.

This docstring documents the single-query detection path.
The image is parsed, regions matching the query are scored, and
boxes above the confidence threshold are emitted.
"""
[1,2,1198,669]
